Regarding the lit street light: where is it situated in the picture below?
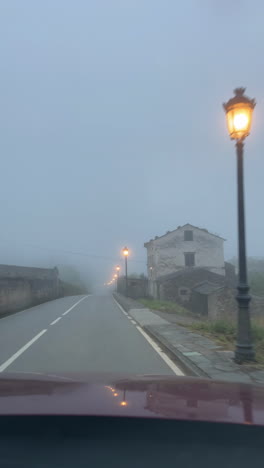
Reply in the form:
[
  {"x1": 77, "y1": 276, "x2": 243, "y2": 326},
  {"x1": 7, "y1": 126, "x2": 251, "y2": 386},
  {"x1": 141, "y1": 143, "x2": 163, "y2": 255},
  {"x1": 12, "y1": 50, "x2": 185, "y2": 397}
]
[
  {"x1": 116, "y1": 266, "x2": 120, "y2": 293},
  {"x1": 113, "y1": 273, "x2": 118, "y2": 291},
  {"x1": 223, "y1": 87, "x2": 256, "y2": 363},
  {"x1": 122, "y1": 247, "x2": 129, "y2": 297}
]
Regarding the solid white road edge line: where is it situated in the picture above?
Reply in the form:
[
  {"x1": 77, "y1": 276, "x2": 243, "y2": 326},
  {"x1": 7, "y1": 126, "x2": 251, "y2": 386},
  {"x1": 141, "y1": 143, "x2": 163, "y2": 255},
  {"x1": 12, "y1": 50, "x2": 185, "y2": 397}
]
[
  {"x1": 112, "y1": 297, "x2": 184, "y2": 376},
  {"x1": 50, "y1": 317, "x2": 62, "y2": 325},
  {"x1": 113, "y1": 298, "x2": 129, "y2": 316},
  {"x1": 62, "y1": 295, "x2": 88, "y2": 315},
  {"x1": 135, "y1": 326, "x2": 184, "y2": 376},
  {"x1": 0, "y1": 329, "x2": 47, "y2": 373}
]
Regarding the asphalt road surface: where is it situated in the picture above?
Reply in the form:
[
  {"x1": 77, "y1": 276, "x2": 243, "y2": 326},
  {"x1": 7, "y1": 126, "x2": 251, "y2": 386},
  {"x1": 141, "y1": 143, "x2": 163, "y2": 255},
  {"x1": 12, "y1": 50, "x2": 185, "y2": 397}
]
[{"x1": 0, "y1": 295, "x2": 178, "y2": 376}]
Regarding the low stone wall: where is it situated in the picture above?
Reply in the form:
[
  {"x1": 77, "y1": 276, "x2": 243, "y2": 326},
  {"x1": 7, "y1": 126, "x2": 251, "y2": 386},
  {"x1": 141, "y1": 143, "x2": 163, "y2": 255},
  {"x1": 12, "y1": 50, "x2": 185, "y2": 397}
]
[
  {"x1": 0, "y1": 264, "x2": 60, "y2": 316},
  {"x1": 208, "y1": 288, "x2": 264, "y2": 321},
  {"x1": 117, "y1": 277, "x2": 148, "y2": 299},
  {"x1": 0, "y1": 278, "x2": 32, "y2": 315}
]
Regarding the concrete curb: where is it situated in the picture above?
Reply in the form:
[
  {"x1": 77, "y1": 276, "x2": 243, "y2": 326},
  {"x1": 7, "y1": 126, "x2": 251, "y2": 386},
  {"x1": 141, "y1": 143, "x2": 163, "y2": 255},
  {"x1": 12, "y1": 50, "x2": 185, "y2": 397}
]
[
  {"x1": 113, "y1": 293, "x2": 207, "y2": 378},
  {"x1": 113, "y1": 294, "x2": 264, "y2": 384},
  {"x1": 144, "y1": 325, "x2": 210, "y2": 378},
  {"x1": 112, "y1": 292, "x2": 145, "y2": 312}
]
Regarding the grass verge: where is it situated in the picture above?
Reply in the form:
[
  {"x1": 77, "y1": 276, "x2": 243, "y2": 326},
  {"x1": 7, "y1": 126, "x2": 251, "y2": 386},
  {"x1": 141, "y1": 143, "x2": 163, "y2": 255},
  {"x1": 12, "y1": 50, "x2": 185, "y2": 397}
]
[
  {"x1": 139, "y1": 298, "x2": 190, "y2": 316},
  {"x1": 186, "y1": 318, "x2": 264, "y2": 364}
]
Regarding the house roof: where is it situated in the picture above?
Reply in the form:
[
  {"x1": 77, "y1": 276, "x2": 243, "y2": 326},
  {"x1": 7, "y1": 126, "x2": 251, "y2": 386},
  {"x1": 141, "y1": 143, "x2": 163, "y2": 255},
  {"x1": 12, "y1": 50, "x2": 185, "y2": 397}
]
[
  {"x1": 156, "y1": 267, "x2": 226, "y2": 283},
  {"x1": 144, "y1": 224, "x2": 226, "y2": 247},
  {"x1": 192, "y1": 281, "x2": 224, "y2": 295}
]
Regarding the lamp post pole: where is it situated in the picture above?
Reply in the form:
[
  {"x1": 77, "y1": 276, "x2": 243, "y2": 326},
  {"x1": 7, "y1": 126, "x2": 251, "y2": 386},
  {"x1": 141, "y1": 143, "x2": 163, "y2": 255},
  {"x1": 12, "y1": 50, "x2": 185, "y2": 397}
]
[
  {"x1": 223, "y1": 88, "x2": 256, "y2": 363},
  {"x1": 122, "y1": 247, "x2": 129, "y2": 297},
  {"x1": 116, "y1": 266, "x2": 120, "y2": 293},
  {"x1": 125, "y1": 256, "x2": 128, "y2": 297},
  {"x1": 235, "y1": 140, "x2": 254, "y2": 362}
]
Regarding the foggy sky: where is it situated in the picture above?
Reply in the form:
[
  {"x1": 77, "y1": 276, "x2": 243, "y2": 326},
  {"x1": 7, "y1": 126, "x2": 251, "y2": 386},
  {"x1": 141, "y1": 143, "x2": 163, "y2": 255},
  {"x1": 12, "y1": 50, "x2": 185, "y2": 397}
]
[{"x1": 0, "y1": 0, "x2": 263, "y2": 289}]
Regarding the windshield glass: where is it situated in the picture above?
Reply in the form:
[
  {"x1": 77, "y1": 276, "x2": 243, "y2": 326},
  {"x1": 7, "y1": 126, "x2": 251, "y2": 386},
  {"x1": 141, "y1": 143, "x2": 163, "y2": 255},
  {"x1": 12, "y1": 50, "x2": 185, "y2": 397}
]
[{"x1": 0, "y1": 0, "x2": 263, "y2": 399}]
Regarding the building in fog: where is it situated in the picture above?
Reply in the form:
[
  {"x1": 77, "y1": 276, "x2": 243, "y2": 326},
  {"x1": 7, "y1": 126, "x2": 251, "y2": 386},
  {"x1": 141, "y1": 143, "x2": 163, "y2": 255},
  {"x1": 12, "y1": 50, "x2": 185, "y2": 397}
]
[{"x1": 144, "y1": 224, "x2": 229, "y2": 299}]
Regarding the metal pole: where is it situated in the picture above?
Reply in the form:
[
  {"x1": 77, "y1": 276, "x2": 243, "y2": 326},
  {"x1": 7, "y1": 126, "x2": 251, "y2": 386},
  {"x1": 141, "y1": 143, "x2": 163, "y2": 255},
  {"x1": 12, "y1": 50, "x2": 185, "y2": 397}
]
[
  {"x1": 125, "y1": 256, "x2": 128, "y2": 297},
  {"x1": 117, "y1": 270, "x2": 119, "y2": 293},
  {"x1": 235, "y1": 140, "x2": 255, "y2": 363}
]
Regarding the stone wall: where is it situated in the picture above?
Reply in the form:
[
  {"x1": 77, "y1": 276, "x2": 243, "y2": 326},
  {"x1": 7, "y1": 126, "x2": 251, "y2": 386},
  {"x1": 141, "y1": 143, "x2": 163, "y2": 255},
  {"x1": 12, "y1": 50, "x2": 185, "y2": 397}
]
[
  {"x1": 158, "y1": 268, "x2": 226, "y2": 305},
  {"x1": 0, "y1": 264, "x2": 60, "y2": 316},
  {"x1": 207, "y1": 288, "x2": 237, "y2": 320},
  {"x1": 208, "y1": 288, "x2": 264, "y2": 321},
  {"x1": 0, "y1": 278, "x2": 32, "y2": 315},
  {"x1": 117, "y1": 277, "x2": 148, "y2": 299}
]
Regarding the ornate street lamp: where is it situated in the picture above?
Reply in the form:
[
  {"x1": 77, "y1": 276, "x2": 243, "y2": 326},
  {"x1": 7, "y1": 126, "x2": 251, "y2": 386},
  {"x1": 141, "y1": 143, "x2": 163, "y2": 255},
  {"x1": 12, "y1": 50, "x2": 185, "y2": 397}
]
[{"x1": 223, "y1": 88, "x2": 256, "y2": 363}]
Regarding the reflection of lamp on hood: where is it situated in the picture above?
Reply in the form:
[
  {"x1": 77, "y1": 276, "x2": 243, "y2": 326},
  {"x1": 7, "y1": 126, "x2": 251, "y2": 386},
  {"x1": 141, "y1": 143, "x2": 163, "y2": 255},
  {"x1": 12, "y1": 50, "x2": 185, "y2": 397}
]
[
  {"x1": 240, "y1": 385, "x2": 253, "y2": 425},
  {"x1": 120, "y1": 389, "x2": 127, "y2": 407}
]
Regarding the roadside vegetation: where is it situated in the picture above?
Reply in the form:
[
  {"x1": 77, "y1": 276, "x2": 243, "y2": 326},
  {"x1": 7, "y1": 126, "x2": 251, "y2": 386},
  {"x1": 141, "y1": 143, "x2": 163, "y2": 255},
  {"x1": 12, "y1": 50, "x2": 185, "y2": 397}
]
[
  {"x1": 249, "y1": 272, "x2": 264, "y2": 297},
  {"x1": 140, "y1": 296, "x2": 264, "y2": 364},
  {"x1": 186, "y1": 318, "x2": 264, "y2": 364},
  {"x1": 229, "y1": 257, "x2": 264, "y2": 296},
  {"x1": 139, "y1": 298, "x2": 190, "y2": 316}
]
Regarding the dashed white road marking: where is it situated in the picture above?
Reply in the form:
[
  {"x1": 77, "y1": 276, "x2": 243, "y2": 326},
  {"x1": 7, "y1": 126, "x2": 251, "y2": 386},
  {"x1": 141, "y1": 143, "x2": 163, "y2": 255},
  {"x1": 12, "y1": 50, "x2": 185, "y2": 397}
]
[
  {"x1": 113, "y1": 296, "x2": 184, "y2": 376},
  {"x1": 62, "y1": 295, "x2": 88, "y2": 315},
  {"x1": 131, "y1": 320, "x2": 137, "y2": 325},
  {"x1": 50, "y1": 317, "x2": 62, "y2": 325},
  {"x1": 0, "y1": 296, "x2": 90, "y2": 373},
  {"x1": 0, "y1": 329, "x2": 47, "y2": 372}
]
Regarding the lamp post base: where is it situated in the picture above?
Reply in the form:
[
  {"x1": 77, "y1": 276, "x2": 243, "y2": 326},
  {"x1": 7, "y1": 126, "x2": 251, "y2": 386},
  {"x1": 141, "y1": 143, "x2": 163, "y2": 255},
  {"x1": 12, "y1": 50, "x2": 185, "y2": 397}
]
[
  {"x1": 234, "y1": 285, "x2": 255, "y2": 364},
  {"x1": 234, "y1": 345, "x2": 255, "y2": 364}
]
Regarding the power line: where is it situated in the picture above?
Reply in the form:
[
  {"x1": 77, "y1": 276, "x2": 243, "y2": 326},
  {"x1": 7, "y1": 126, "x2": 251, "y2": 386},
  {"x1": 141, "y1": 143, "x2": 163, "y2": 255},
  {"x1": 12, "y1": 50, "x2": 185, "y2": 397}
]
[{"x1": 1, "y1": 239, "x2": 146, "y2": 264}]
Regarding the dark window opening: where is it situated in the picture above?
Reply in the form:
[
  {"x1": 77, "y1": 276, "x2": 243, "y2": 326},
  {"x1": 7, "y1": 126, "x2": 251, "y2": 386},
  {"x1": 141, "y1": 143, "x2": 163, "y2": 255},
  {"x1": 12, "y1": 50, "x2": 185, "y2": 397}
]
[
  {"x1": 184, "y1": 252, "x2": 195, "y2": 267},
  {"x1": 180, "y1": 289, "x2": 188, "y2": 295},
  {"x1": 184, "y1": 230, "x2": 193, "y2": 241}
]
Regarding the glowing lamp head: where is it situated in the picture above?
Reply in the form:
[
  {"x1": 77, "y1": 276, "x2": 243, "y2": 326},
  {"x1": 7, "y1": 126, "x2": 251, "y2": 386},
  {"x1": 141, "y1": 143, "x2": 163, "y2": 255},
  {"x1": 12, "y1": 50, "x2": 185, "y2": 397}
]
[
  {"x1": 123, "y1": 247, "x2": 129, "y2": 257},
  {"x1": 116, "y1": 266, "x2": 120, "y2": 271},
  {"x1": 223, "y1": 88, "x2": 255, "y2": 140},
  {"x1": 120, "y1": 401, "x2": 128, "y2": 407}
]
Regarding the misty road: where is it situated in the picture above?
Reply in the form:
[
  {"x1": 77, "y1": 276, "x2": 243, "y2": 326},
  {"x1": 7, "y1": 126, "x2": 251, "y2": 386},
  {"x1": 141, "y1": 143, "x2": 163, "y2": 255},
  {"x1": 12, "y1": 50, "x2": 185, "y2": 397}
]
[{"x1": 0, "y1": 295, "x2": 175, "y2": 376}]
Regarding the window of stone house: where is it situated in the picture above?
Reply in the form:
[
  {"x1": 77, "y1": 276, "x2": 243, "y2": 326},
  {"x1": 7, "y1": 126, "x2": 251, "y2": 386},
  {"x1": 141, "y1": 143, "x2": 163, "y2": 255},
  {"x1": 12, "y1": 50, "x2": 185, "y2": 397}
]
[
  {"x1": 184, "y1": 230, "x2": 193, "y2": 241},
  {"x1": 179, "y1": 288, "x2": 188, "y2": 295},
  {"x1": 184, "y1": 252, "x2": 195, "y2": 267}
]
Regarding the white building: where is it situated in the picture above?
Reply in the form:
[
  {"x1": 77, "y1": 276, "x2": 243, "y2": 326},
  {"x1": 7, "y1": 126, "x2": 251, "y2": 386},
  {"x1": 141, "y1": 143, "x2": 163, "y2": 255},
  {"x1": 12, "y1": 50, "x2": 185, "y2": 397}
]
[{"x1": 144, "y1": 224, "x2": 226, "y2": 298}]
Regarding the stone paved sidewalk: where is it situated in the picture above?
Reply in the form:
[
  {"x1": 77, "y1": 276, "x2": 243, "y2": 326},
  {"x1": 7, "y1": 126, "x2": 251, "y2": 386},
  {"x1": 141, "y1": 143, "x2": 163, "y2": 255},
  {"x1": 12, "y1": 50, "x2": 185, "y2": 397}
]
[{"x1": 113, "y1": 293, "x2": 264, "y2": 385}]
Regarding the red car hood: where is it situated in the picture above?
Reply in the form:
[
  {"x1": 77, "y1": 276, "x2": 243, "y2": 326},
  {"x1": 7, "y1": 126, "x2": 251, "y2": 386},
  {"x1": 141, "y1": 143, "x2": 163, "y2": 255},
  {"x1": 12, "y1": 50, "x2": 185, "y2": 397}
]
[{"x1": 0, "y1": 372, "x2": 263, "y2": 426}]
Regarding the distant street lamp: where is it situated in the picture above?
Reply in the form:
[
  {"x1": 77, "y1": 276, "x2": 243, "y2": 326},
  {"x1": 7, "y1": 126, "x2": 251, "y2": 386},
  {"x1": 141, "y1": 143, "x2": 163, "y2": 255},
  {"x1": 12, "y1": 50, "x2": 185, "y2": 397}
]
[
  {"x1": 114, "y1": 273, "x2": 118, "y2": 292},
  {"x1": 223, "y1": 87, "x2": 256, "y2": 363},
  {"x1": 123, "y1": 247, "x2": 129, "y2": 297},
  {"x1": 116, "y1": 266, "x2": 120, "y2": 292}
]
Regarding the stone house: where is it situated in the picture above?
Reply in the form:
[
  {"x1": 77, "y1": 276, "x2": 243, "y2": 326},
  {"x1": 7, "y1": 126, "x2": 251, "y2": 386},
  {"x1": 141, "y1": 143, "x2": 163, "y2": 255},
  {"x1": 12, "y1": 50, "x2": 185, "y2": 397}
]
[{"x1": 144, "y1": 224, "x2": 227, "y2": 299}]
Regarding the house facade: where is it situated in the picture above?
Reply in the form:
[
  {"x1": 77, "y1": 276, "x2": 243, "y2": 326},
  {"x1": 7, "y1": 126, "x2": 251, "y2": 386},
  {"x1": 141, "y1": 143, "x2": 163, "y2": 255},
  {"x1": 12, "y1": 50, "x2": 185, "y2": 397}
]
[{"x1": 144, "y1": 224, "x2": 226, "y2": 298}]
